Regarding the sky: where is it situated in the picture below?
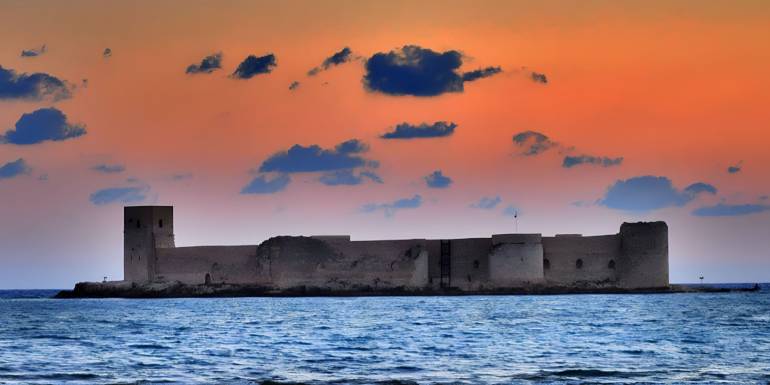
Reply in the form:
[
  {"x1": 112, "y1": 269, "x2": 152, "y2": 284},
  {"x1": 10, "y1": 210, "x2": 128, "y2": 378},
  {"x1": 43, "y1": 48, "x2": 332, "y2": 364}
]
[{"x1": 1, "y1": 0, "x2": 769, "y2": 289}]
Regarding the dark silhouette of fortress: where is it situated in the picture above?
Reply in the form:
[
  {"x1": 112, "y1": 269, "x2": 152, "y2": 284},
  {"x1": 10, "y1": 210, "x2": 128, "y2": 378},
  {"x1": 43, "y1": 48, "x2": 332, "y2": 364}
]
[{"x1": 123, "y1": 206, "x2": 669, "y2": 292}]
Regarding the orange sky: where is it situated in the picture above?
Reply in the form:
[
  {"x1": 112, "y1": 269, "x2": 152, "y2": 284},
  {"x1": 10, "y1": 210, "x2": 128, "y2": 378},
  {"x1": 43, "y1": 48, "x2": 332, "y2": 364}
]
[{"x1": 1, "y1": 0, "x2": 769, "y2": 288}]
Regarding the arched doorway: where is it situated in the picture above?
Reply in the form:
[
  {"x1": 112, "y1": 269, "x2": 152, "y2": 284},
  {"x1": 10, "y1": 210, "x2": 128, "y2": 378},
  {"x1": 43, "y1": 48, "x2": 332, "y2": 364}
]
[{"x1": 204, "y1": 273, "x2": 211, "y2": 285}]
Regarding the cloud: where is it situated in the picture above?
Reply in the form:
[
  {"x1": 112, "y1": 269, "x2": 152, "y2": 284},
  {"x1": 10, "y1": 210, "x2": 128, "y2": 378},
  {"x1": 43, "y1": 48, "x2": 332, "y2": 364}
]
[
  {"x1": 186, "y1": 53, "x2": 222, "y2": 74},
  {"x1": 1, "y1": 108, "x2": 86, "y2": 145},
  {"x1": 461, "y1": 66, "x2": 502, "y2": 82},
  {"x1": 502, "y1": 205, "x2": 519, "y2": 217},
  {"x1": 361, "y1": 194, "x2": 422, "y2": 217},
  {"x1": 683, "y1": 182, "x2": 718, "y2": 195},
  {"x1": 0, "y1": 65, "x2": 72, "y2": 101},
  {"x1": 91, "y1": 164, "x2": 125, "y2": 174},
  {"x1": 599, "y1": 176, "x2": 717, "y2": 212},
  {"x1": 89, "y1": 186, "x2": 148, "y2": 205},
  {"x1": 103, "y1": 48, "x2": 112, "y2": 58},
  {"x1": 381, "y1": 121, "x2": 456, "y2": 139},
  {"x1": 0, "y1": 158, "x2": 30, "y2": 180},
  {"x1": 531, "y1": 72, "x2": 548, "y2": 84},
  {"x1": 308, "y1": 47, "x2": 353, "y2": 76},
  {"x1": 563, "y1": 155, "x2": 624, "y2": 168},
  {"x1": 692, "y1": 203, "x2": 769, "y2": 217},
  {"x1": 289, "y1": 81, "x2": 300, "y2": 91},
  {"x1": 515, "y1": 132, "x2": 623, "y2": 171},
  {"x1": 364, "y1": 45, "x2": 500, "y2": 96},
  {"x1": 424, "y1": 170, "x2": 452, "y2": 188},
  {"x1": 21, "y1": 45, "x2": 46, "y2": 57},
  {"x1": 232, "y1": 54, "x2": 276, "y2": 79},
  {"x1": 512, "y1": 130, "x2": 557, "y2": 156},
  {"x1": 727, "y1": 161, "x2": 742, "y2": 174},
  {"x1": 259, "y1": 139, "x2": 371, "y2": 173},
  {"x1": 319, "y1": 169, "x2": 382, "y2": 186},
  {"x1": 241, "y1": 174, "x2": 290, "y2": 194},
  {"x1": 470, "y1": 196, "x2": 501, "y2": 209}
]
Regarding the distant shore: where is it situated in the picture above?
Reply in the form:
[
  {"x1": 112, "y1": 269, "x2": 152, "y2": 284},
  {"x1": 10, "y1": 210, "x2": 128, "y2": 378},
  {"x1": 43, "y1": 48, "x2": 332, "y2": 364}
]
[{"x1": 54, "y1": 281, "x2": 762, "y2": 299}]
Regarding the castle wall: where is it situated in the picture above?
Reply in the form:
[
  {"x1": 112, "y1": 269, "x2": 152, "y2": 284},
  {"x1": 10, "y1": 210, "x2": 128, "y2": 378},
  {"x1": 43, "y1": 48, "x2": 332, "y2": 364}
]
[
  {"x1": 617, "y1": 222, "x2": 669, "y2": 289},
  {"x1": 488, "y1": 234, "x2": 544, "y2": 288},
  {"x1": 121, "y1": 206, "x2": 669, "y2": 291},
  {"x1": 541, "y1": 234, "x2": 620, "y2": 286},
  {"x1": 254, "y1": 237, "x2": 429, "y2": 290},
  {"x1": 446, "y1": 238, "x2": 492, "y2": 291},
  {"x1": 155, "y1": 245, "x2": 258, "y2": 285}
]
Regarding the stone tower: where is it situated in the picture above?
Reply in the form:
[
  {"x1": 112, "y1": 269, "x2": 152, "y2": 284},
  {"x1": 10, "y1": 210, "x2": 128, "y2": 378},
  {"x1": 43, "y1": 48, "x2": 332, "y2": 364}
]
[
  {"x1": 123, "y1": 206, "x2": 175, "y2": 283},
  {"x1": 617, "y1": 221, "x2": 669, "y2": 289}
]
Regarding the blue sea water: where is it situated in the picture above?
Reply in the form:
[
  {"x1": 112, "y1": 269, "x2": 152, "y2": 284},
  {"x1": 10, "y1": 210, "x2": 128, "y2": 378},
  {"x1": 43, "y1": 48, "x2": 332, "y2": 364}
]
[{"x1": 1, "y1": 286, "x2": 769, "y2": 385}]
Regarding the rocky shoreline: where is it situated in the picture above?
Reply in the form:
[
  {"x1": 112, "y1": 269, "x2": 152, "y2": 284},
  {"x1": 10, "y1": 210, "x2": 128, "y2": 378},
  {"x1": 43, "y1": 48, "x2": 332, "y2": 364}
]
[{"x1": 54, "y1": 281, "x2": 761, "y2": 299}]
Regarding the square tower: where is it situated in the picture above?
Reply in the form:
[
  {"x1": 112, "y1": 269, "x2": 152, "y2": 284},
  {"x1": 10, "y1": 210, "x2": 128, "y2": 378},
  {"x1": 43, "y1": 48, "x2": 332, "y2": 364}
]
[{"x1": 124, "y1": 206, "x2": 175, "y2": 283}]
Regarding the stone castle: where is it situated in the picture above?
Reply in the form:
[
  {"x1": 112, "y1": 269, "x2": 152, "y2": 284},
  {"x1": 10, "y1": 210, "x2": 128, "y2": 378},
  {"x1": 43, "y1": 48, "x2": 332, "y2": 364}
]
[{"x1": 122, "y1": 206, "x2": 669, "y2": 292}]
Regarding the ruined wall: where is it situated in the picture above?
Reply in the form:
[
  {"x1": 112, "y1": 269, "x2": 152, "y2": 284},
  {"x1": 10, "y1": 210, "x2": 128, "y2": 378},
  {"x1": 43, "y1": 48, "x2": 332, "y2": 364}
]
[
  {"x1": 488, "y1": 234, "x2": 544, "y2": 288},
  {"x1": 617, "y1": 222, "x2": 669, "y2": 289},
  {"x1": 254, "y1": 236, "x2": 429, "y2": 291},
  {"x1": 541, "y1": 234, "x2": 620, "y2": 286},
  {"x1": 155, "y1": 245, "x2": 258, "y2": 285}
]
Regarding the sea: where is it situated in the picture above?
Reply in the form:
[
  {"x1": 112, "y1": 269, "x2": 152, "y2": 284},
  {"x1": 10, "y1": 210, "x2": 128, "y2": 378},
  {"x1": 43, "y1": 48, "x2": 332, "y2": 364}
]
[{"x1": 0, "y1": 285, "x2": 768, "y2": 385}]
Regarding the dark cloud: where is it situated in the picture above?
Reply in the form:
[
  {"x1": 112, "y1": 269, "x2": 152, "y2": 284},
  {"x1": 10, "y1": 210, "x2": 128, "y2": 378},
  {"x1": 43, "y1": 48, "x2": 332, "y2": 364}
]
[
  {"x1": 232, "y1": 54, "x2": 276, "y2": 79},
  {"x1": 91, "y1": 164, "x2": 125, "y2": 174},
  {"x1": 563, "y1": 155, "x2": 623, "y2": 168},
  {"x1": 259, "y1": 139, "x2": 370, "y2": 173},
  {"x1": 461, "y1": 66, "x2": 502, "y2": 82},
  {"x1": 684, "y1": 182, "x2": 718, "y2": 196},
  {"x1": 308, "y1": 47, "x2": 353, "y2": 76},
  {"x1": 319, "y1": 169, "x2": 382, "y2": 186},
  {"x1": 1, "y1": 108, "x2": 86, "y2": 145},
  {"x1": 186, "y1": 53, "x2": 222, "y2": 74},
  {"x1": 21, "y1": 45, "x2": 46, "y2": 57},
  {"x1": 599, "y1": 176, "x2": 716, "y2": 212},
  {"x1": 727, "y1": 161, "x2": 742, "y2": 174},
  {"x1": 89, "y1": 186, "x2": 148, "y2": 205},
  {"x1": 381, "y1": 121, "x2": 456, "y2": 139},
  {"x1": 361, "y1": 194, "x2": 422, "y2": 217},
  {"x1": 424, "y1": 170, "x2": 452, "y2": 188},
  {"x1": 0, "y1": 158, "x2": 30, "y2": 180},
  {"x1": 241, "y1": 174, "x2": 290, "y2": 194},
  {"x1": 531, "y1": 72, "x2": 548, "y2": 84},
  {"x1": 289, "y1": 81, "x2": 300, "y2": 91},
  {"x1": 512, "y1": 130, "x2": 557, "y2": 156},
  {"x1": 470, "y1": 196, "x2": 501, "y2": 209},
  {"x1": 103, "y1": 48, "x2": 112, "y2": 58},
  {"x1": 0, "y1": 65, "x2": 71, "y2": 101},
  {"x1": 365, "y1": 45, "x2": 501, "y2": 96},
  {"x1": 692, "y1": 203, "x2": 769, "y2": 217}
]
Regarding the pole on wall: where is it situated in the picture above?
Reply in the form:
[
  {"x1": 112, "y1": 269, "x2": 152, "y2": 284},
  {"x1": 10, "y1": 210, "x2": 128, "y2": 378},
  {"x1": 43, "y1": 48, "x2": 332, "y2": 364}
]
[{"x1": 514, "y1": 211, "x2": 518, "y2": 233}]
